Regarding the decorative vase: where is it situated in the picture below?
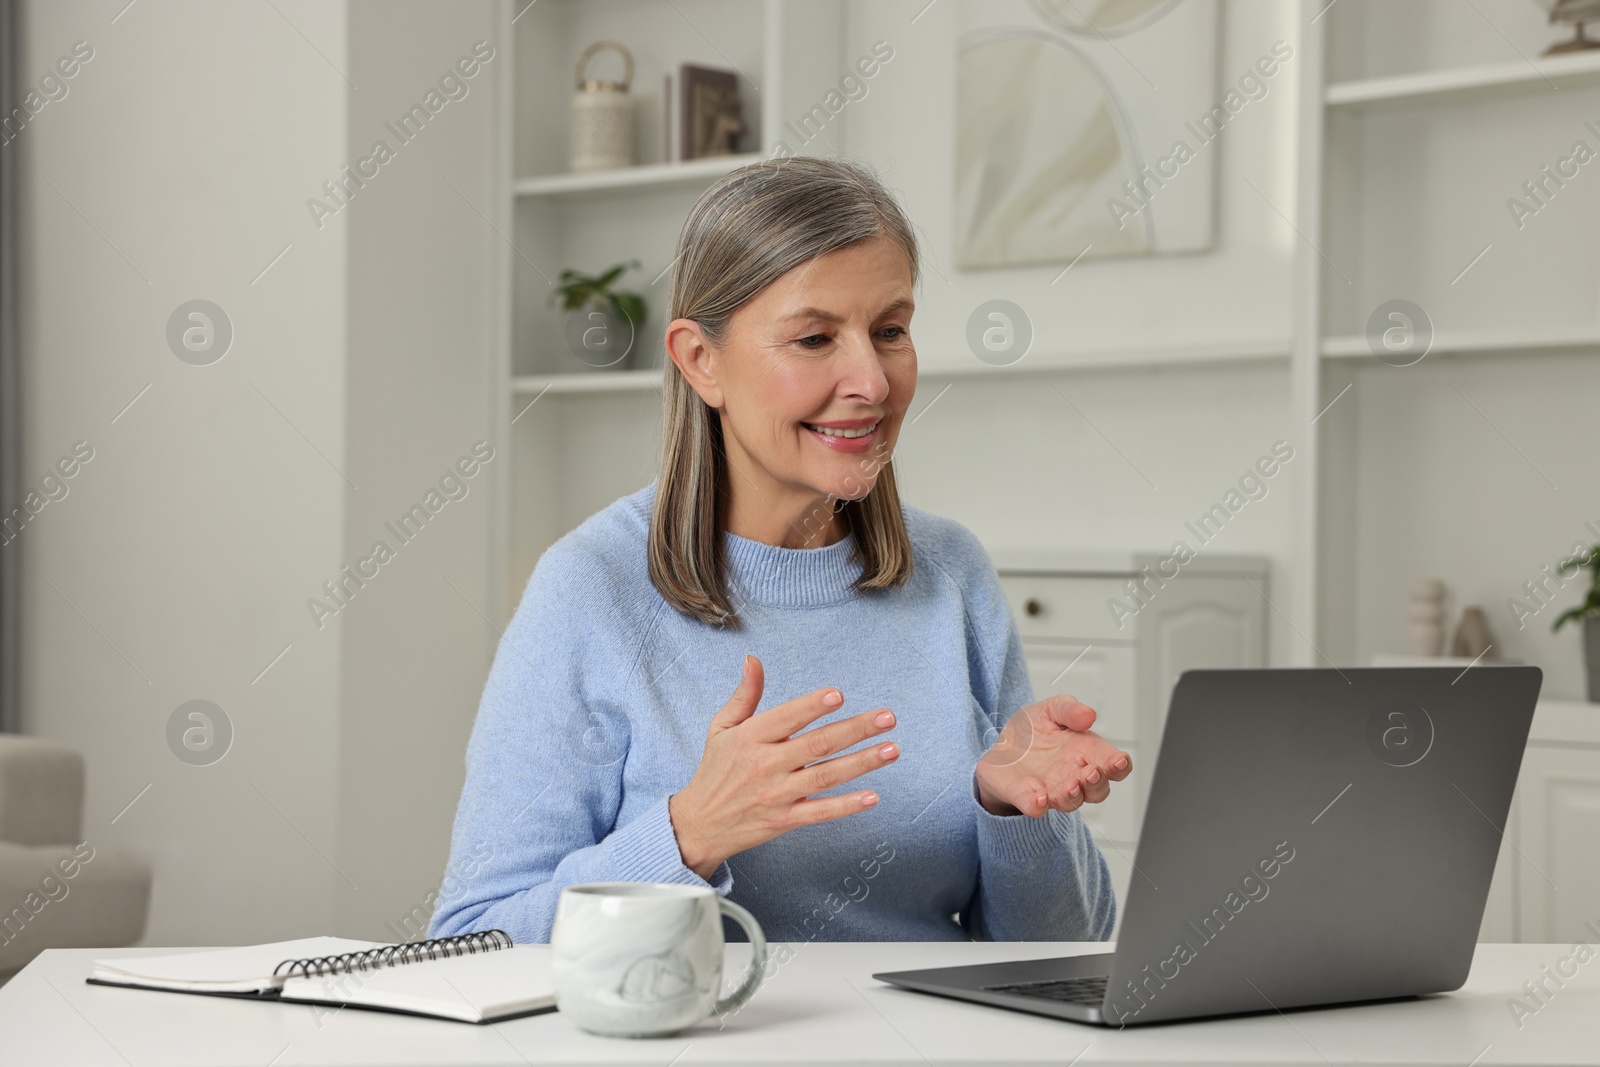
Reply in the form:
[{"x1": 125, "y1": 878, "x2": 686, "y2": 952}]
[
  {"x1": 1450, "y1": 606, "x2": 1496, "y2": 660},
  {"x1": 570, "y1": 41, "x2": 636, "y2": 172},
  {"x1": 564, "y1": 301, "x2": 634, "y2": 372},
  {"x1": 1406, "y1": 578, "x2": 1447, "y2": 656},
  {"x1": 1532, "y1": 0, "x2": 1600, "y2": 55}
]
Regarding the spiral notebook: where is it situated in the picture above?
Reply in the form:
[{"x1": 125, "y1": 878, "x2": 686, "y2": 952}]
[{"x1": 87, "y1": 930, "x2": 554, "y2": 1024}]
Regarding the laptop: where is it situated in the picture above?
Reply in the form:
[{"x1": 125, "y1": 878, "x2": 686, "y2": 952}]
[{"x1": 874, "y1": 665, "x2": 1542, "y2": 1027}]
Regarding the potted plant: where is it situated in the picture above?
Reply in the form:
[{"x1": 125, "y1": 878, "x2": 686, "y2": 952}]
[
  {"x1": 1553, "y1": 543, "x2": 1600, "y2": 702},
  {"x1": 549, "y1": 260, "x2": 648, "y2": 372}
]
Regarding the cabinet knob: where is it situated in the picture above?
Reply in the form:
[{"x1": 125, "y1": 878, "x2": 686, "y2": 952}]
[{"x1": 1025, "y1": 598, "x2": 1043, "y2": 617}]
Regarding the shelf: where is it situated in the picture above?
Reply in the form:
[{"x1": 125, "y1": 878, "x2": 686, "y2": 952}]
[
  {"x1": 513, "y1": 153, "x2": 766, "y2": 198},
  {"x1": 1325, "y1": 51, "x2": 1600, "y2": 112},
  {"x1": 512, "y1": 370, "x2": 664, "y2": 395},
  {"x1": 506, "y1": 342, "x2": 1288, "y2": 398},
  {"x1": 915, "y1": 339, "x2": 1288, "y2": 377},
  {"x1": 1320, "y1": 328, "x2": 1600, "y2": 360}
]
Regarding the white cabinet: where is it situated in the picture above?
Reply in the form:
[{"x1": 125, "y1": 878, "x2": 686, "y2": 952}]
[
  {"x1": 1131, "y1": 579, "x2": 1266, "y2": 753},
  {"x1": 993, "y1": 557, "x2": 1599, "y2": 945},
  {"x1": 1514, "y1": 724, "x2": 1600, "y2": 944},
  {"x1": 992, "y1": 551, "x2": 1270, "y2": 937},
  {"x1": 1475, "y1": 701, "x2": 1600, "y2": 942}
]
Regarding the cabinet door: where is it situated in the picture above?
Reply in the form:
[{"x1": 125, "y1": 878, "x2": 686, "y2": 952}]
[
  {"x1": 1133, "y1": 578, "x2": 1267, "y2": 749},
  {"x1": 1021, "y1": 642, "x2": 1136, "y2": 744},
  {"x1": 1516, "y1": 746, "x2": 1600, "y2": 944},
  {"x1": 1022, "y1": 641, "x2": 1142, "y2": 840}
]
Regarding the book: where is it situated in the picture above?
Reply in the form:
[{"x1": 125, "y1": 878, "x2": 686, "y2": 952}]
[
  {"x1": 673, "y1": 63, "x2": 743, "y2": 161},
  {"x1": 664, "y1": 71, "x2": 678, "y2": 162},
  {"x1": 86, "y1": 929, "x2": 554, "y2": 1024}
]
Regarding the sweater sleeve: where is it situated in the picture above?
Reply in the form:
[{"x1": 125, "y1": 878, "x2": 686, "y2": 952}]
[
  {"x1": 954, "y1": 532, "x2": 1117, "y2": 943},
  {"x1": 427, "y1": 538, "x2": 731, "y2": 945}
]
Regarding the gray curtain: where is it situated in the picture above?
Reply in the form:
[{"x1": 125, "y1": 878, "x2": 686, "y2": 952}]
[{"x1": 0, "y1": 0, "x2": 19, "y2": 733}]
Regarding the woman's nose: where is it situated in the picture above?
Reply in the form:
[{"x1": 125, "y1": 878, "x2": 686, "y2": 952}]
[{"x1": 837, "y1": 329, "x2": 890, "y2": 401}]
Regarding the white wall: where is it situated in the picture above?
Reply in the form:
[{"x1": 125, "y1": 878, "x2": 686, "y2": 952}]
[
  {"x1": 17, "y1": 0, "x2": 503, "y2": 947},
  {"x1": 894, "y1": 363, "x2": 1296, "y2": 568},
  {"x1": 336, "y1": 0, "x2": 501, "y2": 941},
  {"x1": 19, "y1": 0, "x2": 348, "y2": 944}
]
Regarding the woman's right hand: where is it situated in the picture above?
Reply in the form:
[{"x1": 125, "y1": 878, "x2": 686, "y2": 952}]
[{"x1": 667, "y1": 654, "x2": 899, "y2": 881}]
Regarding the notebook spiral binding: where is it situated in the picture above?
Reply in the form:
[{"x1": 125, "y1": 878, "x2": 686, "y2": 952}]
[{"x1": 272, "y1": 929, "x2": 513, "y2": 980}]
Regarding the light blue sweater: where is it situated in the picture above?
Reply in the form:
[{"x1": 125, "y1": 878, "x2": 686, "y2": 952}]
[{"x1": 428, "y1": 481, "x2": 1115, "y2": 944}]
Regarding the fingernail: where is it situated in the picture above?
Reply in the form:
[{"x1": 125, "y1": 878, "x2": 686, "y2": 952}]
[
  {"x1": 1069, "y1": 784, "x2": 1081, "y2": 797},
  {"x1": 823, "y1": 689, "x2": 843, "y2": 707},
  {"x1": 878, "y1": 742, "x2": 898, "y2": 760},
  {"x1": 1115, "y1": 756, "x2": 1129, "y2": 770},
  {"x1": 862, "y1": 792, "x2": 879, "y2": 806},
  {"x1": 874, "y1": 710, "x2": 895, "y2": 728},
  {"x1": 1086, "y1": 769, "x2": 1101, "y2": 784}
]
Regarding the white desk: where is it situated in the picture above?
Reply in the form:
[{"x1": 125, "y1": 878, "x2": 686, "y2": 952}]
[{"x1": 2, "y1": 941, "x2": 1594, "y2": 1065}]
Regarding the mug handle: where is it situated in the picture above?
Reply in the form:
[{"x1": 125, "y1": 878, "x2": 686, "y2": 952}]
[{"x1": 711, "y1": 898, "x2": 768, "y2": 1017}]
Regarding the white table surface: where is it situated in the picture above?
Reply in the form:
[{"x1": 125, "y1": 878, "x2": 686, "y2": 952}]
[{"x1": 2, "y1": 941, "x2": 1594, "y2": 1066}]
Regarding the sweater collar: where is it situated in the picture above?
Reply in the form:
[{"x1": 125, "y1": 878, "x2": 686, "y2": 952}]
[
  {"x1": 723, "y1": 524, "x2": 864, "y2": 609},
  {"x1": 630, "y1": 480, "x2": 866, "y2": 608}
]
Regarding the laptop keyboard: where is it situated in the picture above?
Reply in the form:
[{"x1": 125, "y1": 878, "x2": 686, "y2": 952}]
[{"x1": 983, "y1": 975, "x2": 1109, "y2": 1006}]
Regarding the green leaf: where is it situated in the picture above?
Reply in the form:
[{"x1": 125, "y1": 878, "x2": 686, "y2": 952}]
[
  {"x1": 1553, "y1": 596, "x2": 1600, "y2": 633},
  {"x1": 548, "y1": 260, "x2": 643, "y2": 311},
  {"x1": 592, "y1": 264, "x2": 627, "y2": 289},
  {"x1": 612, "y1": 292, "x2": 645, "y2": 326},
  {"x1": 1548, "y1": 544, "x2": 1600, "y2": 632}
]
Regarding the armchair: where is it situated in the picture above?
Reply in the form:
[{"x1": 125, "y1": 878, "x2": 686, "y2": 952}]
[{"x1": 0, "y1": 735, "x2": 151, "y2": 984}]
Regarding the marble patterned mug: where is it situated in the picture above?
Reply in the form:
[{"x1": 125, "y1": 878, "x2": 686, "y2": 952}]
[{"x1": 550, "y1": 882, "x2": 768, "y2": 1038}]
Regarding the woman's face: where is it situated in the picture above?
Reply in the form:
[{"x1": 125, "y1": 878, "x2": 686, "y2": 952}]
[{"x1": 672, "y1": 235, "x2": 917, "y2": 514}]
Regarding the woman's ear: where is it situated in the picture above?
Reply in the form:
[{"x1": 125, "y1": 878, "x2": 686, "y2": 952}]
[{"x1": 665, "y1": 317, "x2": 725, "y2": 408}]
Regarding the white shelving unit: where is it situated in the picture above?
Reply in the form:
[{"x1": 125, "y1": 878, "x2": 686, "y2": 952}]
[
  {"x1": 490, "y1": 0, "x2": 1600, "y2": 696},
  {"x1": 511, "y1": 152, "x2": 767, "y2": 198},
  {"x1": 1298, "y1": 0, "x2": 1600, "y2": 670},
  {"x1": 1320, "y1": 327, "x2": 1600, "y2": 360},
  {"x1": 511, "y1": 370, "x2": 664, "y2": 396},
  {"x1": 493, "y1": 0, "x2": 854, "y2": 604},
  {"x1": 1324, "y1": 49, "x2": 1600, "y2": 111}
]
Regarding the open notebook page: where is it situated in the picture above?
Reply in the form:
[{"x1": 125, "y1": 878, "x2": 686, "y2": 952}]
[
  {"x1": 277, "y1": 944, "x2": 555, "y2": 1024},
  {"x1": 89, "y1": 937, "x2": 383, "y2": 994}
]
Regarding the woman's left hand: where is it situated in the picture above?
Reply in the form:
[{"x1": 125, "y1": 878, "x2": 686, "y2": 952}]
[{"x1": 974, "y1": 694, "x2": 1132, "y2": 818}]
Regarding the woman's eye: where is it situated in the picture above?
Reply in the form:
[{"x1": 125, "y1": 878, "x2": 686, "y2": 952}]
[
  {"x1": 881, "y1": 325, "x2": 907, "y2": 341},
  {"x1": 798, "y1": 334, "x2": 829, "y2": 349}
]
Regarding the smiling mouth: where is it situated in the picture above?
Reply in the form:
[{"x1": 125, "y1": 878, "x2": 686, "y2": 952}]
[{"x1": 803, "y1": 421, "x2": 880, "y2": 439}]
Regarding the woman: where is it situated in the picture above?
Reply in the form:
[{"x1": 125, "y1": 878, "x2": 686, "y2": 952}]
[{"x1": 429, "y1": 157, "x2": 1130, "y2": 945}]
